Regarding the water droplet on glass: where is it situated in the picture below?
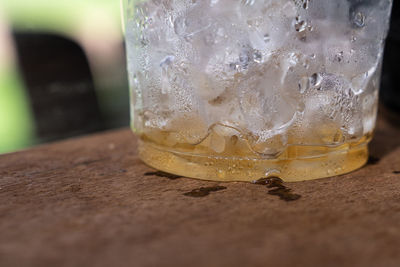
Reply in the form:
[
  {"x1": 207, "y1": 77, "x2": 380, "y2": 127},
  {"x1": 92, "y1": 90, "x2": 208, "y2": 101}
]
[
  {"x1": 230, "y1": 62, "x2": 239, "y2": 71},
  {"x1": 253, "y1": 50, "x2": 262, "y2": 63},
  {"x1": 302, "y1": 59, "x2": 310, "y2": 69},
  {"x1": 232, "y1": 49, "x2": 250, "y2": 71},
  {"x1": 239, "y1": 51, "x2": 249, "y2": 64},
  {"x1": 263, "y1": 34, "x2": 270, "y2": 43},
  {"x1": 298, "y1": 76, "x2": 310, "y2": 94},
  {"x1": 353, "y1": 12, "x2": 366, "y2": 28},
  {"x1": 160, "y1": 55, "x2": 175, "y2": 68},
  {"x1": 241, "y1": 0, "x2": 255, "y2": 6},
  {"x1": 293, "y1": 0, "x2": 309, "y2": 10},
  {"x1": 174, "y1": 17, "x2": 185, "y2": 36},
  {"x1": 310, "y1": 73, "x2": 323, "y2": 89},
  {"x1": 133, "y1": 74, "x2": 139, "y2": 85},
  {"x1": 334, "y1": 51, "x2": 344, "y2": 62},
  {"x1": 160, "y1": 56, "x2": 175, "y2": 94},
  {"x1": 295, "y1": 19, "x2": 307, "y2": 33},
  {"x1": 210, "y1": 0, "x2": 219, "y2": 7},
  {"x1": 184, "y1": 34, "x2": 193, "y2": 42}
]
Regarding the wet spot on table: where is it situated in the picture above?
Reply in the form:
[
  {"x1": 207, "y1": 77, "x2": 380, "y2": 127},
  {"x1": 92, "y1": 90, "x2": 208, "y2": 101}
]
[
  {"x1": 144, "y1": 171, "x2": 182, "y2": 180},
  {"x1": 183, "y1": 186, "x2": 227, "y2": 198},
  {"x1": 253, "y1": 177, "x2": 301, "y2": 202}
]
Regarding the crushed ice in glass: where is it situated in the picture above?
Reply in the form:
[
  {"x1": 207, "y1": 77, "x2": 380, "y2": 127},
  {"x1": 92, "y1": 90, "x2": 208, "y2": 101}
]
[{"x1": 126, "y1": 0, "x2": 393, "y2": 157}]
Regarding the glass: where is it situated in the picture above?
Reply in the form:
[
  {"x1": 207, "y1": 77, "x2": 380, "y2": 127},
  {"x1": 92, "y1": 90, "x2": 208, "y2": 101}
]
[{"x1": 123, "y1": 0, "x2": 393, "y2": 182}]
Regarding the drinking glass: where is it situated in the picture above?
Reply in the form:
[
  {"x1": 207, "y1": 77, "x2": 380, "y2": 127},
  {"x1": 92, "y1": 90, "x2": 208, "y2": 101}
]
[{"x1": 123, "y1": 0, "x2": 393, "y2": 182}]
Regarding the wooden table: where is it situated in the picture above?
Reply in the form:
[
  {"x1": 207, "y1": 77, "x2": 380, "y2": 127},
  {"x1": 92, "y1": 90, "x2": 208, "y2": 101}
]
[{"x1": 1, "y1": 117, "x2": 400, "y2": 267}]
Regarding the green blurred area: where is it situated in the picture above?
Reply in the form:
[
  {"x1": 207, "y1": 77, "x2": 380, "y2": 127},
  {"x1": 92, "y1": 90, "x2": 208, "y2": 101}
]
[
  {"x1": 0, "y1": 68, "x2": 34, "y2": 153},
  {"x1": 0, "y1": 0, "x2": 128, "y2": 154},
  {"x1": 2, "y1": 0, "x2": 122, "y2": 33}
]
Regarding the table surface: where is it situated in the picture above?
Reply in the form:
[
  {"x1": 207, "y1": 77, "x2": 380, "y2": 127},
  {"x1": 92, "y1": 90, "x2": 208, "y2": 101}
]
[{"x1": 1, "y1": 116, "x2": 400, "y2": 267}]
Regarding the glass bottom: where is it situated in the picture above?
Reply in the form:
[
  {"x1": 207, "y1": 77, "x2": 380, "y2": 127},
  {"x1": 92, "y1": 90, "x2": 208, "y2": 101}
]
[{"x1": 138, "y1": 138, "x2": 369, "y2": 182}]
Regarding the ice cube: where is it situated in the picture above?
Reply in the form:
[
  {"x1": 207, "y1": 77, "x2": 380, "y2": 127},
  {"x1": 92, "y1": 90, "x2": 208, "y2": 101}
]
[
  {"x1": 166, "y1": 114, "x2": 209, "y2": 145},
  {"x1": 299, "y1": 73, "x2": 363, "y2": 143},
  {"x1": 235, "y1": 58, "x2": 299, "y2": 157}
]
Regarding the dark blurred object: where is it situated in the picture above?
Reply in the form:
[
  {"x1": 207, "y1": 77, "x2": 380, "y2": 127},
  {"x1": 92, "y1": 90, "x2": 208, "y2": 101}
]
[
  {"x1": 13, "y1": 32, "x2": 105, "y2": 142},
  {"x1": 381, "y1": 0, "x2": 400, "y2": 124}
]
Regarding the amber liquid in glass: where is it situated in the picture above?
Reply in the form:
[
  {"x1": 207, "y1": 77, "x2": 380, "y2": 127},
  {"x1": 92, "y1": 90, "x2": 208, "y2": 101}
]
[{"x1": 138, "y1": 128, "x2": 370, "y2": 182}]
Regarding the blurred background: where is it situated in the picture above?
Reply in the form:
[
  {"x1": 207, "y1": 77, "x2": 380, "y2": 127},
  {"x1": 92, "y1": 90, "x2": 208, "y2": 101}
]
[
  {"x1": 0, "y1": 0, "x2": 129, "y2": 154},
  {"x1": 0, "y1": 0, "x2": 398, "y2": 154}
]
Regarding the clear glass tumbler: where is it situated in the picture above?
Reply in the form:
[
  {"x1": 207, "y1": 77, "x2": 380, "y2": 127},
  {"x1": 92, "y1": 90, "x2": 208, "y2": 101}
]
[{"x1": 123, "y1": 0, "x2": 393, "y2": 182}]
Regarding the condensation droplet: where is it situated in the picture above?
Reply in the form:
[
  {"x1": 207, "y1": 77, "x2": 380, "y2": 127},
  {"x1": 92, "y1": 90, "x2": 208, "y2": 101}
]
[
  {"x1": 210, "y1": 0, "x2": 219, "y2": 7},
  {"x1": 298, "y1": 76, "x2": 310, "y2": 94},
  {"x1": 293, "y1": 0, "x2": 310, "y2": 10},
  {"x1": 334, "y1": 51, "x2": 344, "y2": 62},
  {"x1": 133, "y1": 74, "x2": 139, "y2": 85},
  {"x1": 229, "y1": 62, "x2": 240, "y2": 71},
  {"x1": 310, "y1": 73, "x2": 323, "y2": 89},
  {"x1": 353, "y1": 12, "x2": 366, "y2": 28},
  {"x1": 160, "y1": 55, "x2": 175, "y2": 67},
  {"x1": 241, "y1": 0, "x2": 255, "y2": 6},
  {"x1": 253, "y1": 50, "x2": 263, "y2": 63},
  {"x1": 295, "y1": 19, "x2": 307, "y2": 33},
  {"x1": 263, "y1": 34, "x2": 270, "y2": 43}
]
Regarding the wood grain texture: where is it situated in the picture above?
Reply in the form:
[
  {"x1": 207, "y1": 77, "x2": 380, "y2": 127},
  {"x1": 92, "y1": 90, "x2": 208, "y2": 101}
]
[{"x1": 1, "y1": 117, "x2": 400, "y2": 267}]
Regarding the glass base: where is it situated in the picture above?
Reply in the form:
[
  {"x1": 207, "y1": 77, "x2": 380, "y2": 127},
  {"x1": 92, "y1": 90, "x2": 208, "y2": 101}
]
[{"x1": 138, "y1": 139, "x2": 369, "y2": 182}]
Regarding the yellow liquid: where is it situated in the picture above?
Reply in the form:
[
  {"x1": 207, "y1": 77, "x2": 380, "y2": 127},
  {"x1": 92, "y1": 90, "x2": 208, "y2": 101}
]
[{"x1": 138, "y1": 130, "x2": 370, "y2": 182}]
